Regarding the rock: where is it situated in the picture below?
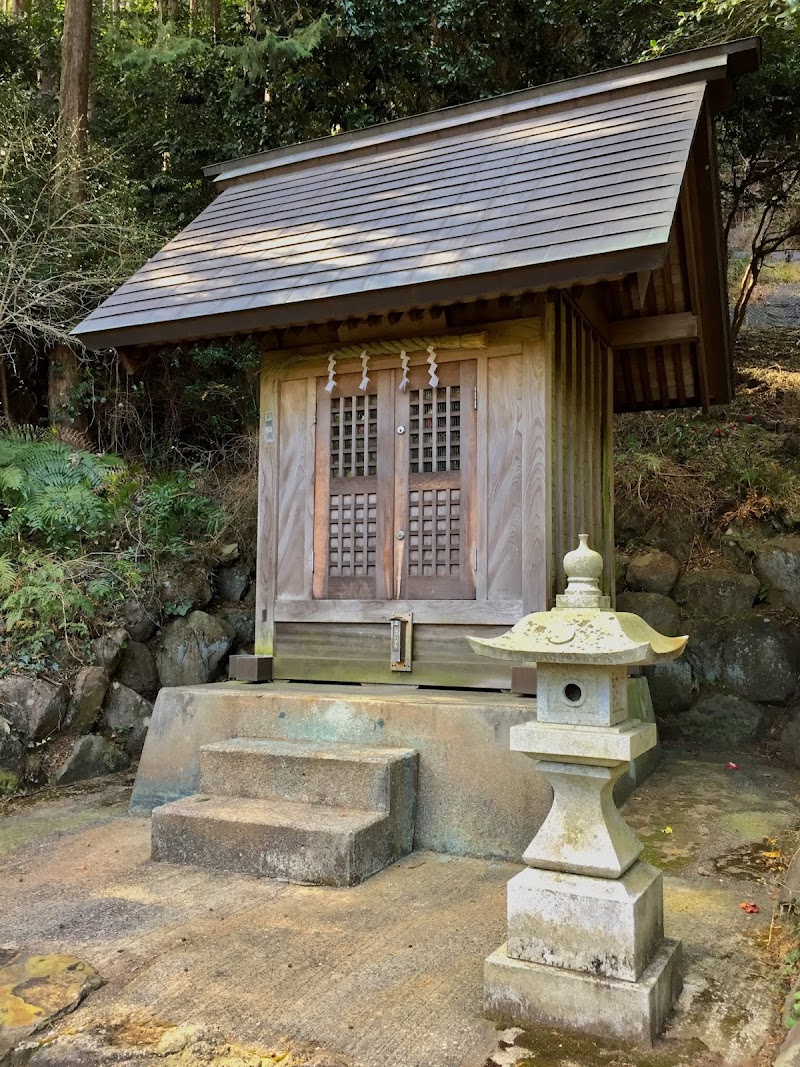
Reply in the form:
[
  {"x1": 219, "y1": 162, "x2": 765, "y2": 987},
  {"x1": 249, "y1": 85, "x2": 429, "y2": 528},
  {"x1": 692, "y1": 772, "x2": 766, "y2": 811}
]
[
  {"x1": 614, "y1": 551, "x2": 631, "y2": 595},
  {"x1": 90, "y1": 627, "x2": 128, "y2": 672},
  {"x1": 0, "y1": 676, "x2": 68, "y2": 741},
  {"x1": 159, "y1": 572, "x2": 212, "y2": 615},
  {"x1": 103, "y1": 683, "x2": 153, "y2": 733},
  {"x1": 125, "y1": 715, "x2": 151, "y2": 759},
  {"x1": 0, "y1": 952, "x2": 103, "y2": 1061},
  {"x1": 644, "y1": 510, "x2": 695, "y2": 563},
  {"x1": 54, "y1": 735, "x2": 129, "y2": 784},
  {"x1": 625, "y1": 549, "x2": 680, "y2": 596},
  {"x1": 215, "y1": 564, "x2": 251, "y2": 603},
  {"x1": 781, "y1": 718, "x2": 800, "y2": 769},
  {"x1": 0, "y1": 717, "x2": 23, "y2": 794},
  {"x1": 775, "y1": 1029, "x2": 800, "y2": 1067},
  {"x1": 676, "y1": 691, "x2": 765, "y2": 745},
  {"x1": 117, "y1": 641, "x2": 158, "y2": 698},
  {"x1": 721, "y1": 616, "x2": 800, "y2": 704},
  {"x1": 218, "y1": 542, "x2": 240, "y2": 564},
  {"x1": 673, "y1": 569, "x2": 760, "y2": 619},
  {"x1": 644, "y1": 661, "x2": 695, "y2": 717},
  {"x1": 212, "y1": 605, "x2": 255, "y2": 649},
  {"x1": 68, "y1": 666, "x2": 109, "y2": 733},
  {"x1": 156, "y1": 610, "x2": 235, "y2": 688},
  {"x1": 754, "y1": 536, "x2": 800, "y2": 614},
  {"x1": 120, "y1": 598, "x2": 158, "y2": 642},
  {"x1": 683, "y1": 621, "x2": 726, "y2": 688},
  {"x1": 616, "y1": 591, "x2": 683, "y2": 637}
]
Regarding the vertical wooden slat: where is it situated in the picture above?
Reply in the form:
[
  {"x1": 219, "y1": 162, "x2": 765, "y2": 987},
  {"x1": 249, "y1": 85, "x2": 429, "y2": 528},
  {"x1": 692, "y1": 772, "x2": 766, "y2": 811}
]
[
  {"x1": 554, "y1": 297, "x2": 567, "y2": 595},
  {"x1": 475, "y1": 354, "x2": 489, "y2": 601},
  {"x1": 393, "y1": 370, "x2": 409, "y2": 599},
  {"x1": 565, "y1": 302, "x2": 576, "y2": 560},
  {"x1": 521, "y1": 319, "x2": 549, "y2": 613},
  {"x1": 585, "y1": 328, "x2": 596, "y2": 547},
  {"x1": 312, "y1": 377, "x2": 332, "y2": 600},
  {"x1": 255, "y1": 365, "x2": 279, "y2": 656},
  {"x1": 574, "y1": 316, "x2": 585, "y2": 539},
  {"x1": 602, "y1": 344, "x2": 615, "y2": 604}
]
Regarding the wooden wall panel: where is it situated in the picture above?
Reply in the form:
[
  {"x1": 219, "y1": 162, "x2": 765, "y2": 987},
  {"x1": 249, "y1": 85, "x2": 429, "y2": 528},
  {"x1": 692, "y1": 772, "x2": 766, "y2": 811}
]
[
  {"x1": 550, "y1": 294, "x2": 612, "y2": 599},
  {"x1": 274, "y1": 622, "x2": 511, "y2": 688},
  {"x1": 275, "y1": 377, "x2": 313, "y2": 600},
  {"x1": 486, "y1": 352, "x2": 523, "y2": 601},
  {"x1": 255, "y1": 370, "x2": 279, "y2": 656}
]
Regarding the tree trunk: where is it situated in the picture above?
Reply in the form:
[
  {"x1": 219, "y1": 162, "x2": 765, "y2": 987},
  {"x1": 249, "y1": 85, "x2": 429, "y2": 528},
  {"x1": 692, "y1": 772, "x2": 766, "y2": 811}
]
[
  {"x1": 188, "y1": 0, "x2": 197, "y2": 31},
  {"x1": 57, "y1": 0, "x2": 93, "y2": 196},
  {"x1": 208, "y1": 0, "x2": 219, "y2": 36},
  {"x1": 167, "y1": 0, "x2": 179, "y2": 20},
  {"x1": 48, "y1": 345, "x2": 87, "y2": 429}
]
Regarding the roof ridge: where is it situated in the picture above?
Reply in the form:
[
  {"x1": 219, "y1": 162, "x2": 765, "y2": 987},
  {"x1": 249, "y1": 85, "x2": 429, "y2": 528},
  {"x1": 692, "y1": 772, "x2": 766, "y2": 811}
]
[{"x1": 204, "y1": 37, "x2": 759, "y2": 186}]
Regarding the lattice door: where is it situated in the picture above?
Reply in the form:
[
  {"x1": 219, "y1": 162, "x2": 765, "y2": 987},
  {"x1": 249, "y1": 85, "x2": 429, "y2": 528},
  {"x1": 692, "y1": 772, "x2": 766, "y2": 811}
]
[
  {"x1": 396, "y1": 360, "x2": 476, "y2": 600},
  {"x1": 313, "y1": 371, "x2": 393, "y2": 599}
]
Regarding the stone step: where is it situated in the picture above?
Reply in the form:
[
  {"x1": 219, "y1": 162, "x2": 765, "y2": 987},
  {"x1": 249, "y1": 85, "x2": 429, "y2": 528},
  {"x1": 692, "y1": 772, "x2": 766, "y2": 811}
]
[
  {"x1": 151, "y1": 795, "x2": 397, "y2": 886},
  {"x1": 198, "y1": 738, "x2": 417, "y2": 815}
]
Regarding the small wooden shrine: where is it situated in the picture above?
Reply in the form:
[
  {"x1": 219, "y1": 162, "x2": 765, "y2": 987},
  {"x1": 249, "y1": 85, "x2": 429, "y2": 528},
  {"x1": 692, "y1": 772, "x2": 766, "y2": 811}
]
[{"x1": 74, "y1": 38, "x2": 760, "y2": 693}]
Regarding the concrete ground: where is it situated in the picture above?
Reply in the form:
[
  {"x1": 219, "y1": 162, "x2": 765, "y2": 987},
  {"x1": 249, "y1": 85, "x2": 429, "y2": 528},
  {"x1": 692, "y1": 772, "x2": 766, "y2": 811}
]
[{"x1": 0, "y1": 751, "x2": 797, "y2": 1067}]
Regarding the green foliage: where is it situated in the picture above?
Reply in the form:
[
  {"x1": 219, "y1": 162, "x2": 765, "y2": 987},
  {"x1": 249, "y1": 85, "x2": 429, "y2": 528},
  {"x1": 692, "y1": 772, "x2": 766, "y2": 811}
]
[
  {"x1": 0, "y1": 430, "x2": 230, "y2": 676},
  {"x1": 0, "y1": 431, "x2": 122, "y2": 545}
]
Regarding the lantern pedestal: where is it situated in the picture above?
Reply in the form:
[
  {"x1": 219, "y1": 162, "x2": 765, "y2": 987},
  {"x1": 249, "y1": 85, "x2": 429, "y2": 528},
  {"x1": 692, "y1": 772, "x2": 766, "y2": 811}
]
[{"x1": 485, "y1": 937, "x2": 683, "y2": 1047}]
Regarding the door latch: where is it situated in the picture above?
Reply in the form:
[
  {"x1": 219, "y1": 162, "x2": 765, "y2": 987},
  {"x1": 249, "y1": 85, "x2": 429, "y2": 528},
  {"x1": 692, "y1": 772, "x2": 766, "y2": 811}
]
[{"x1": 389, "y1": 612, "x2": 413, "y2": 672}]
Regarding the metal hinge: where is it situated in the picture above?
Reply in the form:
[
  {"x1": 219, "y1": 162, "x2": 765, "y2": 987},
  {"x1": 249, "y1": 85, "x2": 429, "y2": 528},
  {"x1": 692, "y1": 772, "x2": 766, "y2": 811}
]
[
  {"x1": 313, "y1": 402, "x2": 317, "y2": 425},
  {"x1": 473, "y1": 547, "x2": 478, "y2": 570},
  {"x1": 473, "y1": 386, "x2": 478, "y2": 410}
]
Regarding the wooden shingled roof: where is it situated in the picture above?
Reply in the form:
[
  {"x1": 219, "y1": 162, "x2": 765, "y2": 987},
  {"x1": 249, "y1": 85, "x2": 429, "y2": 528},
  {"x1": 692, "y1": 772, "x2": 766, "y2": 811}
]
[{"x1": 73, "y1": 38, "x2": 760, "y2": 377}]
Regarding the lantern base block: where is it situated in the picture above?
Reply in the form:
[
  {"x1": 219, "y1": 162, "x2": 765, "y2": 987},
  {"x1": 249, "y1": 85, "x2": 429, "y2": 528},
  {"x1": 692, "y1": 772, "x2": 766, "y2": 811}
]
[{"x1": 484, "y1": 937, "x2": 682, "y2": 1047}]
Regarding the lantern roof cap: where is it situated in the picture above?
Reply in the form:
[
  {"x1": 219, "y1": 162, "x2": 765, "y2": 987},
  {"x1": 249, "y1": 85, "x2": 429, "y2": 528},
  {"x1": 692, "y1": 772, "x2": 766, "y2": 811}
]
[{"x1": 468, "y1": 535, "x2": 687, "y2": 666}]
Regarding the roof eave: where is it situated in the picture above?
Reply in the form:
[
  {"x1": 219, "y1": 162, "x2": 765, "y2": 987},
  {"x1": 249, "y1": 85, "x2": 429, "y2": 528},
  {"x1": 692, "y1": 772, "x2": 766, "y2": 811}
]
[{"x1": 70, "y1": 242, "x2": 669, "y2": 351}]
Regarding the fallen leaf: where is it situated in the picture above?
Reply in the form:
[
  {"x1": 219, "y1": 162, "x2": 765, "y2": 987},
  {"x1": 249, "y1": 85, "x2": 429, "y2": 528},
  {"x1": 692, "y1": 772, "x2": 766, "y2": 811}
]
[
  {"x1": 662, "y1": 826, "x2": 673, "y2": 835},
  {"x1": 739, "y1": 902, "x2": 760, "y2": 914},
  {"x1": 727, "y1": 762, "x2": 740, "y2": 770},
  {"x1": 761, "y1": 851, "x2": 782, "y2": 860}
]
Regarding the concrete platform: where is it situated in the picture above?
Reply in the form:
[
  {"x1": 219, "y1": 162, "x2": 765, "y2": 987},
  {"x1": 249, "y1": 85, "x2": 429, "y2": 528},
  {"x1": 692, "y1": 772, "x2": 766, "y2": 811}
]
[
  {"x1": 131, "y1": 680, "x2": 656, "y2": 861},
  {"x1": 0, "y1": 751, "x2": 796, "y2": 1066}
]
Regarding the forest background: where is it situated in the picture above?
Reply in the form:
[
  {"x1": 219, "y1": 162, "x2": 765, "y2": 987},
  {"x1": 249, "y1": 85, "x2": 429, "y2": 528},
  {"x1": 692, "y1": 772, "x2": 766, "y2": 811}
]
[{"x1": 0, "y1": 0, "x2": 799, "y2": 700}]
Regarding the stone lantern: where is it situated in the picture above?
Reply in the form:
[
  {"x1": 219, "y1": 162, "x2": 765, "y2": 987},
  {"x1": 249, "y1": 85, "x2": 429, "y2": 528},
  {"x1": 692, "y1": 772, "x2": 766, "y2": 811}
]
[{"x1": 468, "y1": 535, "x2": 687, "y2": 1046}]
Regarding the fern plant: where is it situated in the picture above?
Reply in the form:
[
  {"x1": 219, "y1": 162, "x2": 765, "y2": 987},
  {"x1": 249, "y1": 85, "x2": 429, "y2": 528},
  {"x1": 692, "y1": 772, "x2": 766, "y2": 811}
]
[{"x1": 0, "y1": 430, "x2": 123, "y2": 546}]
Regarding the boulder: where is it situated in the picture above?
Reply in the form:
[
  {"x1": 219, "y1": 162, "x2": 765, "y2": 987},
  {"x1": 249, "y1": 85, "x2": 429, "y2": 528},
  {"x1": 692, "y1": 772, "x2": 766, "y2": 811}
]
[
  {"x1": 0, "y1": 676, "x2": 68, "y2": 741},
  {"x1": 721, "y1": 616, "x2": 800, "y2": 705},
  {"x1": 212, "y1": 605, "x2": 255, "y2": 649},
  {"x1": 54, "y1": 735, "x2": 129, "y2": 785},
  {"x1": 625, "y1": 549, "x2": 680, "y2": 596},
  {"x1": 643, "y1": 510, "x2": 695, "y2": 563},
  {"x1": 215, "y1": 564, "x2": 251, "y2": 603},
  {"x1": 754, "y1": 537, "x2": 800, "y2": 615},
  {"x1": 781, "y1": 717, "x2": 800, "y2": 768},
  {"x1": 644, "y1": 661, "x2": 695, "y2": 717},
  {"x1": 159, "y1": 572, "x2": 213, "y2": 616},
  {"x1": 120, "y1": 599, "x2": 158, "y2": 642},
  {"x1": 117, "y1": 641, "x2": 158, "y2": 698},
  {"x1": 156, "y1": 611, "x2": 235, "y2": 688},
  {"x1": 673, "y1": 569, "x2": 759, "y2": 619},
  {"x1": 68, "y1": 666, "x2": 109, "y2": 733},
  {"x1": 90, "y1": 627, "x2": 128, "y2": 672},
  {"x1": 103, "y1": 683, "x2": 153, "y2": 733},
  {"x1": 616, "y1": 591, "x2": 683, "y2": 637},
  {"x1": 125, "y1": 715, "x2": 152, "y2": 759},
  {"x1": 0, "y1": 717, "x2": 23, "y2": 794},
  {"x1": 683, "y1": 621, "x2": 726, "y2": 688},
  {"x1": 677, "y1": 691, "x2": 765, "y2": 745},
  {"x1": 614, "y1": 551, "x2": 631, "y2": 595}
]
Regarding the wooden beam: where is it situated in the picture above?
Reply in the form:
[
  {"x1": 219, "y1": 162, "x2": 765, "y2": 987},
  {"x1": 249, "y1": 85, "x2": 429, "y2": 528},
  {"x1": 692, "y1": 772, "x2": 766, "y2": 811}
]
[{"x1": 608, "y1": 312, "x2": 698, "y2": 349}]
